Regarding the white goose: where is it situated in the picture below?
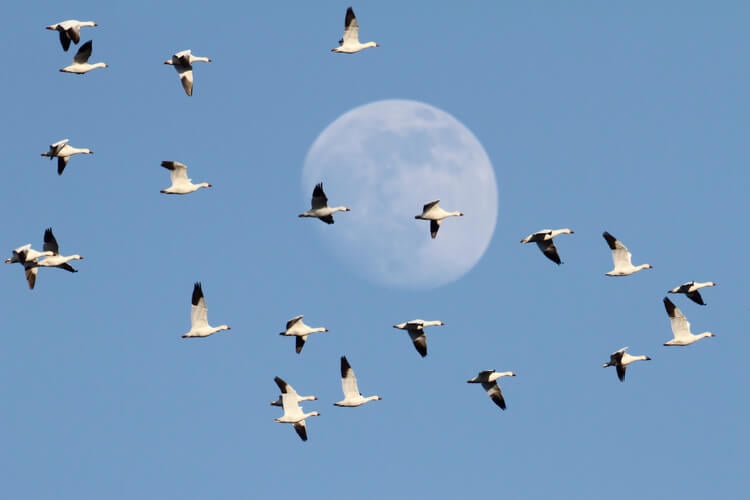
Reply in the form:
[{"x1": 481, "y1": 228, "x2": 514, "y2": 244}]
[
  {"x1": 40, "y1": 139, "x2": 93, "y2": 175},
  {"x1": 520, "y1": 228, "x2": 574, "y2": 265},
  {"x1": 467, "y1": 370, "x2": 517, "y2": 411},
  {"x1": 181, "y1": 282, "x2": 231, "y2": 338},
  {"x1": 274, "y1": 392, "x2": 321, "y2": 442},
  {"x1": 35, "y1": 228, "x2": 83, "y2": 273},
  {"x1": 334, "y1": 356, "x2": 382, "y2": 407},
  {"x1": 663, "y1": 297, "x2": 715, "y2": 346},
  {"x1": 279, "y1": 315, "x2": 328, "y2": 353},
  {"x1": 602, "y1": 231, "x2": 653, "y2": 276},
  {"x1": 602, "y1": 347, "x2": 651, "y2": 382},
  {"x1": 298, "y1": 183, "x2": 350, "y2": 224},
  {"x1": 270, "y1": 376, "x2": 318, "y2": 407},
  {"x1": 331, "y1": 7, "x2": 379, "y2": 54},
  {"x1": 4, "y1": 244, "x2": 53, "y2": 290},
  {"x1": 46, "y1": 19, "x2": 97, "y2": 51},
  {"x1": 668, "y1": 281, "x2": 716, "y2": 306},
  {"x1": 392, "y1": 319, "x2": 444, "y2": 358},
  {"x1": 160, "y1": 161, "x2": 212, "y2": 194},
  {"x1": 59, "y1": 40, "x2": 107, "y2": 74},
  {"x1": 414, "y1": 200, "x2": 464, "y2": 239},
  {"x1": 164, "y1": 50, "x2": 212, "y2": 96}
]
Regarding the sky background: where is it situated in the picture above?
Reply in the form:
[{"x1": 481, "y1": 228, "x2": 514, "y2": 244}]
[{"x1": 2, "y1": 1, "x2": 748, "y2": 499}]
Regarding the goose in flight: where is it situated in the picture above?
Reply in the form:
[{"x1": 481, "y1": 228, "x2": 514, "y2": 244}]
[
  {"x1": 279, "y1": 315, "x2": 328, "y2": 353},
  {"x1": 331, "y1": 7, "x2": 379, "y2": 54},
  {"x1": 334, "y1": 356, "x2": 382, "y2": 407},
  {"x1": 467, "y1": 370, "x2": 516, "y2": 411},
  {"x1": 392, "y1": 319, "x2": 444, "y2": 358},
  {"x1": 34, "y1": 228, "x2": 83, "y2": 272},
  {"x1": 602, "y1": 231, "x2": 653, "y2": 276},
  {"x1": 159, "y1": 161, "x2": 212, "y2": 194},
  {"x1": 298, "y1": 183, "x2": 350, "y2": 224},
  {"x1": 59, "y1": 40, "x2": 108, "y2": 74},
  {"x1": 663, "y1": 297, "x2": 715, "y2": 346},
  {"x1": 668, "y1": 281, "x2": 716, "y2": 306},
  {"x1": 270, "y1": 376, "x2": 317, "y2": 407},
  {"x1": 164, "y1": 49, "x2": 212, "y2": 96},
  {"x1": 41, "y1": 139, "x2": 93, "y2": 175},
  {"x1": 274, "y1": 391, "x2": 321, "y2": 442},
  {"x1": 181, "y1": 282, "x2": 231, "y2": 338},
  {"x1": 46, "y1": 19, "x2": 97, "y2": 51},
  {"x1": 4, "y1": 244, "x2": 53, "y2": 290},
  {"x1": 520, "y1": 228, "x2": 574, "y2": 265},
  {"x1": 602, "y1": 347, "x2": 651, "y2": 382},
  {"x1": 414, "y1": 200, "x2": 464, "y2": 239}
]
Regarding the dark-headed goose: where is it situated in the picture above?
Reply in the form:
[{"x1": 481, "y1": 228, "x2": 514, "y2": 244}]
[
  {"x1": 274, "y1": 390, "x2": 321, "y2": 442},
  {"x1": 334, "y1": 356, "x2": 381, "y2": 407},
  {"x1": 164, "y1": 50, "x2": 212, "y2": 96},
  {"x1": 331, "y1": 7, "x2": 379, "y2": 54},
  {"x1": 415, "y1": 200, "x2": 464, "y2": 239},
  {"x1": 520, "y1": 228, "x2": 574, "y2": 265},
  {"x1": 602, "y1": 347, "x2": 651, "y2": 382},
  {"x1": 467, "y1": 370, "x2": 516, "y2": 411},
  {"x1": 602, "y1": 231, "x2": 653, "y2": 276},
  {"x1": 663, "y1": 297, "x2": 715, "y2": 346},
  {"x1": 392, "y1": 319, "x2": 444, "y2": 358},
  {"x1": 40, "y1": 139, "x2": 93, "y2": 175},
  {"x1": 279, "y1": 315, "x2": 328, "y2": 354},
  {"x1": 160, "y1": 161, "x2": 212, "y2": 194},
  {"x1": 270, "y1": 376, "x2": 318, "y2": 407},
  {"x1": 46, "y1": 19, "x2": 97, "y2": 51},
  {"x1": 181, "y1": 282, "x2": 231, "y2": 338},
  {"x1": 298, "y1": 182, "x2": 350, "y2": 224},
  {"x1": 668, "y1": 281, "x2": 716, "y2": 306},
  {"x1": 59, "y1": 40, "x2": 107, "y2": 74}
]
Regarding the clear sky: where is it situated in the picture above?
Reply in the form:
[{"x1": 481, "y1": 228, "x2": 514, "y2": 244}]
[{"x1": 2, "y1": 2, "x2": 748, "y2": 499}]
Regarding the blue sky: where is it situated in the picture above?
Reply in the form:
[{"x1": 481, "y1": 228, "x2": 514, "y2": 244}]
[{"x1": 2, "y1": 1, "x2": 748, "y2": 498}]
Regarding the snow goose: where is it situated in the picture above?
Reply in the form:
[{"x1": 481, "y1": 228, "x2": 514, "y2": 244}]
[
  {"x1": 331, "y1": 7, "x2": 379, "y2": 54},
  {"x1": 4, "y1": 244, "x2": 53, "y2": 290},
  {"x1": 270, "y1": 376, "x2": 318, "y2": 407},
  {"x1": 35, "y1": 228, "x2": 83, "y2": 272},
  {"x1": 40, "y1": 139, "x2": 93, "y2": 175},
  {"x1": 467, "y1": 370, "x2": 516, "y2": 411},
  {"x1": 663, "y1": 297, "x2": 715, "y2": 346},
  {"x1": 602, "y1": 231, "x2": 653, "y2": 276},
  {"x1": 298, "y1": 183, "x2": 350, "y2": 224},
  {"x1": 334, "y1": 356, "x2": 382, "y2": 407},
  {"x1": 181, "y1": 282, "x2": 231, "y2": 338},
  {"x1": 668, "y1": 281, "x2": 716, "y2": 306},
  {"x1": 279, "y1": 315, "x2": 328, "y2": 353},
  {"x1": 164, "y1": 49, "x2": 212, "y2": 96},
  {"x1": 520, "y1": 228, "x2": 574, "y2": 265},
  {"x1": 414, "y1": 200, "x2": 464, "y2": 239},
  {"x1": 392, "y1": 319, "x2": 444, "y2": 358},
  {"x1": 274, "y1": 392, "x2": 321, "y2": 442},
  {"x1": 602, "y1": 347, "x2": 651, "y2": 382},
  {"x1": 46, "y1": 19, "x2": 97, "y2": 51},
  {"x1": 59, "y1": 40, "x2": 107, "y2": 74},
  {"x1": 160, "y1": 161, "x2": 212, "y2": 194}
]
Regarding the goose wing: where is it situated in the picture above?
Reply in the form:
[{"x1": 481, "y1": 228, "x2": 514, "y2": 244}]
[
  {"x1": 43, "y1": 228, "x2": 60, "y2": 255},
  {"x1": 311, "y1": 183, "x2": 328, "y2": 210},
  {"x1": 342, "y1": 7, "x2": 360, "y2": 45},
  {"x1": 295, "y1": 335, "x2": 307, "y2": 354},
  {"x1": 190, "y1": 282, "x2": 209, "y2": 329},
  {"x1": 481, "y1": 381, "x2": 506, "y2": 410},
  {"x1": 537, "y1": 239, "x2": 562, "y2": 265},
  {"x1": 663, "y1": 297, "x2": 691, "y2": 339},
  {"x1": 286, "y1": 315, "x2": 303, "y2": 330},
  {"x1": 50, "y1": 139, "x2": 69, "y2": 156},
  {"x1": 686, "y1": 290, "x2": 706, "y2": 305},
  {"x1": 408, "y1": 330, "x2": 428, "y2": 357},
  {"x1": 58, "y1": 30, "x2": 72, "y2": 51},
  {"x1": 603, "y1": 231, "x2": 633, "y2": 268},
  {"x1": 293, "y1": 421, "x2": 308, "y2": 441},
  {"x1": 340, "y1": 356, "x2": 360, "y2": 398},
  {"x1": 57, "y1": 156, "x2": 69, "y2": 175},
  {"x1": 274, "y1": 376, "x2": 300, "y2": 399},
  {"x1": 161, "y1": 161, "x2": 190, "y2": 184},
  {"x1": 430, "y1": 219, "x2": 440, "y2": 239},
  {"x1": 74, "y1": 40, "x2": 93, "y2": 64},
  {"x1": 422, "y1": 199, "x2": 440, "y2": 214}
]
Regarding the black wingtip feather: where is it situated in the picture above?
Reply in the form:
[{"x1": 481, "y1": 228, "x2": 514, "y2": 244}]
[{"x1": 192, "y1": 282, "x2": 203, "y2": 306}]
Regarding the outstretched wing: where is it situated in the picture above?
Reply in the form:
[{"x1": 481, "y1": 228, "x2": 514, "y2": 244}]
[
  {"x1": 190, "y1": 282, "x2": 209, "y2": 329},
  {"x1": 43, "y1": 228, "x2": 60, "y2": 255},
  {"x1": 311, "y1": 183, "x2": 328, "y2": 209},
  {"x1": 537, "y1": 239, "x2": 562, "y2": 265},
  {"x1": 482, "y1": 382, "x2": 506, "y2": 410},
  {"x1": 161, "y1": 161, "x2": 190, "y2": 184},
  {"x1": 342, "y1": 7, "x2": 360, "y2": 45},
  {"x1": 74, "y1": 40, "x2": 93, "y2": 64},
  {"x1": 603, "y1": 231, "x2": 633, "y2": 268},
  {"x1": 663, "y1": 297, "x2": 691, "y2": 339},
  {"x1": 408, "y1": 330, "x2": 428, "y2": 357},
  {"x1": 340, "y1": 356, "x2": 360, "y2": 398}
]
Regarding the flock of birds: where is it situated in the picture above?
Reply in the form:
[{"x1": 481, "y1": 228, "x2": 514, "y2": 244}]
[{"x1": 9, "y1": 8, "x2": 718, "y2": 442}]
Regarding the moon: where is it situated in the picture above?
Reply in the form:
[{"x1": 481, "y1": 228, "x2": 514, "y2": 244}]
[{"x1": 302, "y1": 99, "x2": 498, "y2": 289}]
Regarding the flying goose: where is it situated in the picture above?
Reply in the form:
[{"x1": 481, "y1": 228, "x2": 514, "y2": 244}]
[
  {"x1": 181, "y1": 282, "x2": 231, "y2": 338},
  {"x1": 159, "y1": 161, "x2": 212, "y2": 194},
  {"x1": 298, "y1": 183, "x2": 350, "y2": 224},
  {"x1": 392, "y1": 319, "x2": 444, "y2": 358},
  {"x1": 331, "y1": 7, "x2": 379, "y2": 54},
  {"x1": 4, "y1": 244, "x2": 53, "y2": 290},
  {"x1": 34, "y1": 228, "x2": 83, "y2": 272},
  {"x1": 59, "y1": 40, "x2": 108, "y2": 74},
  {"x1": 334, "y1": 356, "x2": 382, "y2": 407},
  {"x1": 40, "y1": 139, "x2": 93, "y2": 175},
  {"x1": 467, "y1": 370, "x2": 517, "y2": 411},
  {"x1": 663, "y1": 297, "x2": 715, "y2": 346},
  {"x1": 668, "y1": 281, "x2": 716, "y2": 306},
  {"x1": 164, "y1": 50, "x2": 212, "y2": 96},
  {"x1": 602, "y1": 347, "x2": 651, "y2": 382},
  {"x1": 602, "y1": 231, "x2": 653, "y2": 276},
  {"x1": 274, "y1": 391, "x2": 321, "y2": 442},
  {"x1": 414, "y1": 200, "x2": 464, "y2": 239},
  {"x1": 46, "y1": 19, "x2": 97, "y2": 51},
  {"x1": 279, "y1": 315, "x2": 328, "y2": 353},
  {"x1": 520, "y1": 228, "x2": 574, "y2": 265},
  {"x1": 270, "y1": 376, "x2": 318, "y2": 407}
]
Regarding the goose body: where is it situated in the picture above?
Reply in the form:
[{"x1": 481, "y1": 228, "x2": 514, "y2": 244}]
[
  {"x1": 279, "y1": 315, "x2": 328, "y2": 353},
  {"x1": 270, "y1": 376, "x2": 317, "y2": 407},
  {"x1": 668, "y1": 281, "x2": 716, "y2": 306},
  {"x1": 46, "y1": 20, "x2": 97, "y2": 51},
  {"x1": 34, "y1": 228, "x2": 83, "y2": 272},
  {"x1": 520, "y1": 228, "x2": 574, "y2": 265},
  {"x1": 298, "y1": 182, "x2": 350, "y2": 224},
  {"x1": 663, "y1": 297, "x2": 715, "y2": 346},
  {"x1": 602, "y1": 347, "x2": 651, "y2": 382},
  {"x1": 467, "y1": 370, "x2": 516, "y2": 410},
  {"x1": 160, "y1": 161, "x2": 212, "y2": 194},
  {"x1": 414, "y1": 200, "x2": 464, "y2": 239},
  {"x1": 164, "y1": 49, "x2": 212, "y2": 96},
  {"x1": 41, "y1": 139, "x2": 93, "y2": 175},
  {"x1": 59, "y1": 40, "x2": 107, "y2": 74},
  {"x1": 334, "y1": 356, "x2": 381, "y2": 407},
  {"x1": 392, "y1": 319, "x2": 444, "y2": 358},
  {"x1": 602, "y1": 231, "x2": 652, "y2": 276},
  {"x1": 274, "y1": 392, "x2": 321, "y2": 441},
  {"x1": 331, "y1": 7, "x2": 379, "y2": 54},
  {"x1": 181, "y1": 282, "x2": 231, "y2": 338}
]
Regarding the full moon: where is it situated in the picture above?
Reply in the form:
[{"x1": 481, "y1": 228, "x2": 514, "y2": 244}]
[{"x1": 302, "y1": 99, "x2": 498, "y2": 289}]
